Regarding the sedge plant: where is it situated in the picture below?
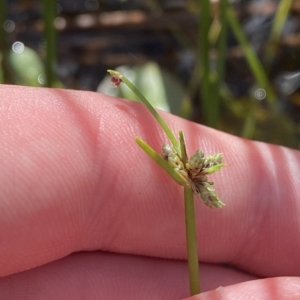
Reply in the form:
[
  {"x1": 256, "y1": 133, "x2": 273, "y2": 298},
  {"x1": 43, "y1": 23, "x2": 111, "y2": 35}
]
[{"x1": 108, "y1": 69, "x2": 226, "y2": 296}]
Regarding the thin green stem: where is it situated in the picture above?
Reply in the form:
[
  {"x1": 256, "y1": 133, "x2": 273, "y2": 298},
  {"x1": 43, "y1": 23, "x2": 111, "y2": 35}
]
[
  {"x1": 108, "y1": 70, "x2": 179, "y2": 151},
  {"x1": 42, "y1": 0, "x2": 57, "y2": 87},
  {"x1": 270, "y1": 0, "x2": 292, "y2": 42},
  {"x1": 241, "y1": 102, "x2": 256, "y2": 138},
  {"x1": 225, "y1": 4, "x2": 277, "y2": 107},
  {"x1": 108, "y1": 69, "x2": 215, "y2": 296},
  {"x1": 184, "y1": 186, "x2": 200, "y2": 295},
  {"x1": 215, "y1": 0, "x2": 229, "y2": 115},
  {"x1": 0, "y1": 0, "x2": 6, "y2": 50},
  {"x1": 265, "y1": 0, "x2": 292, "y2": 67},
  {"x1": 0, "y1": 0, "x2": 9, "y2": 83},
  {"x1": 198, "y1": 0, "x2": 213, "y2": 125}
]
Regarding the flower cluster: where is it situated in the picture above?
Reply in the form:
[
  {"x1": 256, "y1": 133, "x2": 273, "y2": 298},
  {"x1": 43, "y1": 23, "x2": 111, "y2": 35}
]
[{"x1": 162, "y1": 145, "x2": 225, "y2": 208}]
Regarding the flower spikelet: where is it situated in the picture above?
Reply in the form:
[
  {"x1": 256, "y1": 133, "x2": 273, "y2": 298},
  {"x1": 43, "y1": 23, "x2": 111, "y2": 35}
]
[
  {"x1": 162, "y1": 144, "x2": 188, "y2": 179},
  {"x1": 163, "y1": 144, "x2": 225, "y2": 208}
]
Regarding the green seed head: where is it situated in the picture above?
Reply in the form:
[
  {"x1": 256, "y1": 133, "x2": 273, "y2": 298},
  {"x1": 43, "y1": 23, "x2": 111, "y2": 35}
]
[
  {"x1": 163, "y1": 144, "x2": 225, "y2": 208},
  {"x1": 190, "y1": 180, "x2": 225, "y2": 208},
  {"x1": 162, "y1": 144, "x2": 186, "y2": 175}
]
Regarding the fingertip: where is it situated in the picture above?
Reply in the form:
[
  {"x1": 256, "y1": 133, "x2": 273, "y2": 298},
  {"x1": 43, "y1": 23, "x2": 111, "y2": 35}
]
[{"x1": 182, "y1": 277, "x2": 300, "y2": 300}]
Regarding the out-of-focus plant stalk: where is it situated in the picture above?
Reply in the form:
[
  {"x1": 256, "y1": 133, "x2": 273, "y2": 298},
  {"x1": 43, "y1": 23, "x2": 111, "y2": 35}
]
[
  {"x1": 265, "y1": 0, "x2": 293, "y2": 67},
  {"x1": 0, "y1": 0, "x2": 9, "y2": 83},
  {"x1": 225, "y1": 4, "x2": 277, "y2": 107},
  {"x1": 198, "y1": 0, "x2": 214, "y2": 126},
  {"x1": 42, "y1": 0, "x2": 57, "y2": 87}
]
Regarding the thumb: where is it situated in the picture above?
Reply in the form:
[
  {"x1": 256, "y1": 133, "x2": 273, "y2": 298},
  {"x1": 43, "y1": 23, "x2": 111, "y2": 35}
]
[{"x1": 182, "y1": 277, "x2": 300, "y2": 300}]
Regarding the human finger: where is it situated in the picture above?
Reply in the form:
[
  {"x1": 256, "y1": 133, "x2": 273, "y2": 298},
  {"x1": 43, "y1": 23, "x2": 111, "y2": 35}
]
[
  {"x1": 1, "y1": 85, "x2": 299, "y2": 277},
  {"x1": 0, "y1": 252, "x2": 256, "y2": 300},
  {"x1": 184, "y1": 277, "x2": 300, "y2": 300}
]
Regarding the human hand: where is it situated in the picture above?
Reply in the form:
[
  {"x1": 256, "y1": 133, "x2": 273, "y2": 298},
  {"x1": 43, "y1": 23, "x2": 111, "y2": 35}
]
[{"x1": 0, "y1": 85, "x2": 300, "y2": 299}]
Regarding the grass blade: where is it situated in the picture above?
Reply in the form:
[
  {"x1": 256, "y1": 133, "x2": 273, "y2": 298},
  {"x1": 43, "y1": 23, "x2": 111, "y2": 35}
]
[
  {"x1": 198, "y1": 0, "x2": 213, "y2": 125},
  {"x1": 0, "y1": 0, "x2": 9, "y2": 83},
  {"x1": 42, "y1": 0, "x2": 57, "y2": 87},
  {"x1": 225, "y1": 4, "x2": 277, "y2": 107},
  {"x1": 265, "y1": 0, "x2": 293, "y2": 65}
]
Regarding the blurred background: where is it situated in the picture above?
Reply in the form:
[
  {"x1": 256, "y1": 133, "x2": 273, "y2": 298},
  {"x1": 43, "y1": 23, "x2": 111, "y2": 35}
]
[{"x1": 1, "y1": 0, "x2": 300, "y2": 149}]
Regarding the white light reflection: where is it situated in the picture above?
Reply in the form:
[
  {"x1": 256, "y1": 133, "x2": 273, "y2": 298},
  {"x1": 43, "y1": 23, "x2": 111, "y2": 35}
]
[
  {"x1": 12, "y1": 42, "x2": 24, "y2": 53},
  {"x1": 38, "y1": 74, "x2": 45, "y2": 85},
  {"x1": 279, "y1": 71, "x2": 300, "y2": 95},
  {"x1": 3, "y1": 20, "x2": 15, "y2": 32}
]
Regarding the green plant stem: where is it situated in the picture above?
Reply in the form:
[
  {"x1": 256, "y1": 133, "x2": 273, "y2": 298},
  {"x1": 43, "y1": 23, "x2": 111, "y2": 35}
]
[
  {"x1": 0, "y1": 0, "x2": 9, "y2": 83},
  {"x1": 270, "y1": 0, "x2": 292, "y2": 42},
  {"x1": 241, "y1": 101, "x2": 256, "y2": 138},
  {"x1": 225, "y1": 4, "x2": 277, "y2": 107},
  {"x1": 108, "y1": 70, "x2": 179, "y2": 151},
  {"x1": 43, "y1": 0, "x2": 56, "y2": 87},
  {"x1": 0, "y1": 0, "x2": 6, "y2": 51},
  {"x1": 265, "y1": 0, "x2": 292, "y2": 67},
  {"x1": 184, "y1": 186, "x2": 200, "y2": 295},
  {"x1": 206, "y1": 0, "x2": 229, "y2": 128},
  {"x1": 215, "y1": 0, "x2": 229, "y2": 108},
  {"x1": 108, "y1": 69, "x2": 204, "y2": 296},
  {"x1": 198, "y1": 0, "x2": 213, "y2": 126}
]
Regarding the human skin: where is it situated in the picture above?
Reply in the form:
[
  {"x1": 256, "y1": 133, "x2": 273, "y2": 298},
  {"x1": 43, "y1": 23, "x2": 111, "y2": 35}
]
[{"x1": 0, "y1": 84, "x2": 300, "y2": 300}]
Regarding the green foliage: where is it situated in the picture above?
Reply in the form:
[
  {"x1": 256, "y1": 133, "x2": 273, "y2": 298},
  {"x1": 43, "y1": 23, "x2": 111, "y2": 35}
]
[
  {"x1": 1, "y1": 0, "x2": 298, "y2": 148},
  {"x1": 194, "y1": 0, "x2": 299, "y2": 149},
  {"x1": 8, "y1": 45, "x2": 45, "y2": 86}
]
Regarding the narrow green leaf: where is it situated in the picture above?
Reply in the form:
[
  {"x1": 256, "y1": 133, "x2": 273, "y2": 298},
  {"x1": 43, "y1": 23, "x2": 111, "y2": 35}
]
[
  {"x1": 198, "y1": 0, "x2": 212, "y2": 125},
  {"x1": 269, "y1": 0, "x2": 293, "y2": 45},
  {"x1": 225, "y1": 4, "x2": 277, "y2": 106},
  {"x1": 0, "y1": 0, "x2": 10, "y2": 83},
  {"x1": 265, "y1": 0, "x2": 293, "y2": 66},
  {"x1": 203, "y1": 163, "x2": 226, "y2": 174},
  {"x1": 135, "y1": 137, "x2": 188, "y2": 187},
  {"x1": 42, "y1": 0, "x2": 57, "y2": 87}
]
